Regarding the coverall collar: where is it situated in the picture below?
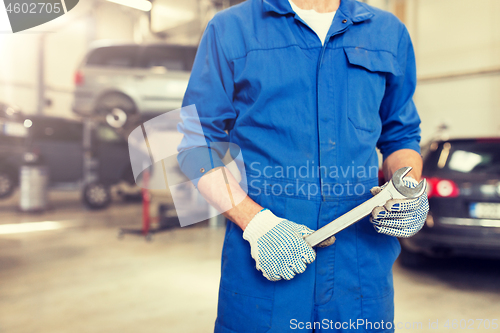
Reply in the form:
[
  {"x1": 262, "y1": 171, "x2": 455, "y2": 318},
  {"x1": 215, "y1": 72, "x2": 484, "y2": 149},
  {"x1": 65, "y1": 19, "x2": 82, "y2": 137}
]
[{"x1": 262, "y1": 0, "x2": 375, "y2": 23}]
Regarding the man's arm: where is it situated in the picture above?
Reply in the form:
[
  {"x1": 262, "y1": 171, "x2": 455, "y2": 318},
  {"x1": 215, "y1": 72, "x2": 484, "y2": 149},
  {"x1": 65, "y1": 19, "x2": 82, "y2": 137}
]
[
  {"x1": 197, "y1": 167, "x2": 262, "y2": 231},
  {"x1": 382, "y1": 148, "x2": 422, "y2": 181},
  {"x1": 176, "y1": 20, "x2": 262, "y2": 228},
  {"x1": 369, "y1": 26, "x2": 429, "y2": 238},
  {"x1": 376, "y1": 26, "x2": 421, "y2": 171}
]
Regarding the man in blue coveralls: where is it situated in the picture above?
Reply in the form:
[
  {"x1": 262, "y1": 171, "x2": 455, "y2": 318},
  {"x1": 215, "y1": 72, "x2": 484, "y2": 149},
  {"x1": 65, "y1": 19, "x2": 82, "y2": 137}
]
[{"x1": 177, "y1": 0, "x2": 429, "y2": 331}]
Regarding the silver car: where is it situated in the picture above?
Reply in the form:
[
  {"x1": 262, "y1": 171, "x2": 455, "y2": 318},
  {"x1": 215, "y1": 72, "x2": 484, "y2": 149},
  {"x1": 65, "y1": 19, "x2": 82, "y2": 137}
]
[{"x1": 72, "y1": 43, "x2": 197, "y2": 128}]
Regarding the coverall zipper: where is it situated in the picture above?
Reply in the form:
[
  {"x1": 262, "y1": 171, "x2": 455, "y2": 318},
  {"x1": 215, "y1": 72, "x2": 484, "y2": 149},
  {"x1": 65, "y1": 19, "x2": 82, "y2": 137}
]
[{"x1": 316, "y1": 25, "x2": 350, "y2": 202}]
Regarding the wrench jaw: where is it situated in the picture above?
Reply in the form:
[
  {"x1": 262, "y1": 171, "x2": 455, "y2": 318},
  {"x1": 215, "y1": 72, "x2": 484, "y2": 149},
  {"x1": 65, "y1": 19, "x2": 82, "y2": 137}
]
[
  {"x1": 305, "y1": 167, "x2": 427, "y2": 247},
  {"x1": 391, "y1": 167, "x2": 427, "y2": 199}
]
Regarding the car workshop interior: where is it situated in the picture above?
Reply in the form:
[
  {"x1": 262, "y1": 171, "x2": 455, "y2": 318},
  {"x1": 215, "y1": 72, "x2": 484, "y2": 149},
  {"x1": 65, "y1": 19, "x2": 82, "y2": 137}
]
[{"x1": 1, "y1": 0, "x2": 500, "y2": 332}]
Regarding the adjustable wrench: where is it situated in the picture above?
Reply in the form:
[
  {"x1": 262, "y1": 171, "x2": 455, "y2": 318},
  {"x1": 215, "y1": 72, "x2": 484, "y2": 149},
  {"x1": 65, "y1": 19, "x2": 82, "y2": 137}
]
[{"x1": 305, "y1": 167, "x2": 427, "y2": 247}]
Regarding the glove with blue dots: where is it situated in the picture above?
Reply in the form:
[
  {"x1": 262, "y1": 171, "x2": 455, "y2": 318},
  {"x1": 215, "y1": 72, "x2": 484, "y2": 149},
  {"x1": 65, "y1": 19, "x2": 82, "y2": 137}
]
[
  {"x1": 370, "y1": 177, "x2": 429, "y2": 238},
  {"x1": 243, "y1": 209, "x2": 330, "y2": 281}
]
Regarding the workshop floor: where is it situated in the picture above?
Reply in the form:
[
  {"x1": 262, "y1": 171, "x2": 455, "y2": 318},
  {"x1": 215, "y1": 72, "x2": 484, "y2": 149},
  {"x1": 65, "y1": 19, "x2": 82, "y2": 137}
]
[{"x1": 1, "y1": 191, "x2": 500, "y2": 333}]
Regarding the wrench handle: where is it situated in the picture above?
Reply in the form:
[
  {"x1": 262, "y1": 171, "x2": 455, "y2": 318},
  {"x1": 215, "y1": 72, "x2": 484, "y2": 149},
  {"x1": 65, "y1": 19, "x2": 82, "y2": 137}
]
[{"x1": 305, "y1": 191, "x2": 392, "y2": 247}]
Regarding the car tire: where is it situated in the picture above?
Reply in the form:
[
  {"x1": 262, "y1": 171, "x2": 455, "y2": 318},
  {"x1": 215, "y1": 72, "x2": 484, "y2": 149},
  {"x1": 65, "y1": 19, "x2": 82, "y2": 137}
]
[
  {"x1": 82, "y1": 182, "x2": 111, "y2": 210},
  {"x1": 399, "y1": 245, "x2": 427, "y2": 268},
  {"x1": 95, "y1": 93, "x2": 137, "y2": 129},
  {"x1": 0, "y1": 171, "x2": 15, "y2": 199}
]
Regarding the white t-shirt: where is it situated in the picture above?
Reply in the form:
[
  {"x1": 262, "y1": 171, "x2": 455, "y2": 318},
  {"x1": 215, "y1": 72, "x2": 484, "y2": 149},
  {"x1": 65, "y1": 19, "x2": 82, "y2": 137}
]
[{"x1": 288, "y1": 0, "x2": 336, "y2": 45}]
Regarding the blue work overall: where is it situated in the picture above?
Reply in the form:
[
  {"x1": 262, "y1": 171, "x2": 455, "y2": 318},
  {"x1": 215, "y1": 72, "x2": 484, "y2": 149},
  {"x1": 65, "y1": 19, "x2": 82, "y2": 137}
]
[{"x1": 178, "y1": 0, "x2": 421, "y2": 331}]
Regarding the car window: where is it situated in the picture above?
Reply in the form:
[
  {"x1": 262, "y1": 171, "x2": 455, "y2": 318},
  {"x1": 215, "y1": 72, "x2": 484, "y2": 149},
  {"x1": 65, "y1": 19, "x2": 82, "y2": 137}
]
[
  {"x1": 139, "y1": 45, "x2": 197, "y2": 71},
  {"x1": 425, "y1": 141, "x2": 500, "y2": 175},
  {"x1": 86, "y1": 46, "x2": 139, "y2": 68},
  {"x1": 29, "y1": 119, "x2": 83, "y2": 142}
]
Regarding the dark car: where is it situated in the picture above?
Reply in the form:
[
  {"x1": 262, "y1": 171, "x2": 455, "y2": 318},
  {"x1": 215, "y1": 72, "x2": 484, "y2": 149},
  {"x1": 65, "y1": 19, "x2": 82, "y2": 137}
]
[
  {"x1": 0, "y1": 114, "x2": 137, "y2": 209},
  {"x1": 400, "y1": 138, "x2": 500, "y2": 266}
]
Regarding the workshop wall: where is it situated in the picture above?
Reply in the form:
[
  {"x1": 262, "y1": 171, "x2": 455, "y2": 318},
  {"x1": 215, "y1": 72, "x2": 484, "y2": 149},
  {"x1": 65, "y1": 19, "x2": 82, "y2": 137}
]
[
  {"x1": 0, "y1": 34, "x2": 39, "y2": 114},
  {"x1": 0, "y1": 2, "x2": 148, "y2": 117},
  {"x1": 405, "y1": 0, "x2": 500, "y2": 142},
  {"x1": 367, "y1": 0, "x2": 500, "y2": 143}
]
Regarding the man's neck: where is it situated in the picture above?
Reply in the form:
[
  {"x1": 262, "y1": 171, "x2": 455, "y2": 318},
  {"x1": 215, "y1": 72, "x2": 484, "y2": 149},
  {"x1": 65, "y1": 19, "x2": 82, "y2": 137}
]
[{"x1": 290, "y1": 0, "x2": 340, "y2": 13}]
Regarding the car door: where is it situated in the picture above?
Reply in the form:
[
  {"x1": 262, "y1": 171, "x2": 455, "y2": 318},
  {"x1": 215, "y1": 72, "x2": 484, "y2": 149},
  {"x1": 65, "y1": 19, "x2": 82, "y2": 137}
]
[
  {"x1": 82, "y1": 45, "x2": 142, "y2": 105},
  {"x1": 29, "y1": 117, "x2": 84, "y2": 185},
  {"x1": 94, "y1": 124, "x2": 132, "y2": 185}
]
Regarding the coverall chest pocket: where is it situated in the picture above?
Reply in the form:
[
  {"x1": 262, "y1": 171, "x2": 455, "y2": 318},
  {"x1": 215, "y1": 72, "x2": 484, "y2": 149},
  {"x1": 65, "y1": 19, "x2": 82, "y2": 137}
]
[{"x1": 344, "y1": 47, "x2": 402, "y2": 132}]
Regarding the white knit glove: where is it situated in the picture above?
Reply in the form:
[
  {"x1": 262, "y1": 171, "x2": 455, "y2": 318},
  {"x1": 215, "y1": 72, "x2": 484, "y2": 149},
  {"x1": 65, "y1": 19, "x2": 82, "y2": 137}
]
[
  {"x1": 370, "y1": 177, "x2": 429, "y2": 238},
  {"x1": 243, "y1": 209, "x2": 317, "y2": 281}
]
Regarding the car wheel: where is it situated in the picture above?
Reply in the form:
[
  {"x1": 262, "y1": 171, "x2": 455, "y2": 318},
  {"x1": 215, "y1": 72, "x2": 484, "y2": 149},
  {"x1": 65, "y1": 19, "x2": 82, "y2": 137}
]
[
  {"x1": 399, "y1": 246, "x2": 427, "y2": 268},
  {"x1": 95, "y1": 93, "x2": 137, "y2": 129},
  {"x1": 83, "y1": 182, "x2": 111, "y2": 209},
  {"x1": 0, "y1": 171, "x2": 15, "y2": 199}
]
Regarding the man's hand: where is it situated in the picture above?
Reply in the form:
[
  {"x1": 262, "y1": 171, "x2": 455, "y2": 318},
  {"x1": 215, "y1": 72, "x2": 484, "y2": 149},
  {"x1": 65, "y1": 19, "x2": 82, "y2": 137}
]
[
  {"x1": 243, "y1": 209, "x2": 317, "y2": 281},
  {"x1": 370, "y1": 177, "x2": 429, "y2": 238},
  {"x1": 198, "y1": 168, "x2": 335, "y2": 281}
]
